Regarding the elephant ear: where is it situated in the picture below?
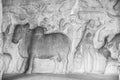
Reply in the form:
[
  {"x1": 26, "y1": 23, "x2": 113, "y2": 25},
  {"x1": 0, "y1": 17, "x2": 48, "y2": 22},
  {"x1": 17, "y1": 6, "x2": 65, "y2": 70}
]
[
  {"x1": 3, "y1": 24, "x2": 11, "y2": 36},
  {"x1": 5, "y1": 24, "x2": 11, "y2": 34},
  {"x1": 23, "y1": 23, "x2": 30, "y2": 29},
  {"x1": 2, "y1": 24, "x2": 11, "y2": 44}
]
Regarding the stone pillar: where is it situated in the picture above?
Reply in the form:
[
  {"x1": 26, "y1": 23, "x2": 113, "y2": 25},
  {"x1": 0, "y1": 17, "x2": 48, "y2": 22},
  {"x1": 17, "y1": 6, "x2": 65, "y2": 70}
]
[
  {"x1": 118, "y1": 51, "x2": 120, "y2": 79},
  {"x1": 0, "y1": 0, "x2": 3, "y2": 80},
  {"x1": 0, "y1": 0, "x2": 3, "y2": 54},
  {"x1": 118, "y1": 44, "x2": 120, "y2": 79}
]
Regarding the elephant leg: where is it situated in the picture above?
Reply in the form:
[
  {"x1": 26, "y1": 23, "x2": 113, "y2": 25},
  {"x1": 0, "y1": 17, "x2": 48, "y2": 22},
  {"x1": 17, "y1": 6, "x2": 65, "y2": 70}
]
[
  {"x1": 61, "y1": 57, "x2": 68, "y2": 74},
  {"x1": 19, "y1": 58, "x2": 27, "y2": 73},
  {"x1": 24, "y1": 53, "x2": 34, "y2": 74},
  {"x1": 53, "y1": 59, "x2": 58, "y2": 73}
]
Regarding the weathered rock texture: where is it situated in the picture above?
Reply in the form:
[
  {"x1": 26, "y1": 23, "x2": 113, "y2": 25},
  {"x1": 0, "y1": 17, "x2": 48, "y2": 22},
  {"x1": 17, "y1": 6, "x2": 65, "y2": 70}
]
[{"x1": 0, "y1": 0, "x2": 119, "y2": 76}]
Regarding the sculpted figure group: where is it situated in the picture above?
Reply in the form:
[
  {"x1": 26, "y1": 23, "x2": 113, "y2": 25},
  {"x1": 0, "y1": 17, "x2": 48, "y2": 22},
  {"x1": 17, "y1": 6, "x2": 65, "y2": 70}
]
[{"x1": 0, "y1": 22, "x2": 119, "y2": 79}]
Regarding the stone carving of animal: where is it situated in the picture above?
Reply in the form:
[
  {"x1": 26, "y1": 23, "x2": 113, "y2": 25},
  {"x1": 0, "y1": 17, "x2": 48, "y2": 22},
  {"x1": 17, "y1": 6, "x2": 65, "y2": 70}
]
[
  {"x1": 104, "y1": 33, "x2": 120, "y2": 59},
  {"x1": 98, "y1": 47, "x2": 111, "y2": 60},
  {"x1": 98, "y1": 33, "x2": 120, "y2": 61},
  {"x1": 12, "y1": 23, "x2": 71, "y2": 73}
]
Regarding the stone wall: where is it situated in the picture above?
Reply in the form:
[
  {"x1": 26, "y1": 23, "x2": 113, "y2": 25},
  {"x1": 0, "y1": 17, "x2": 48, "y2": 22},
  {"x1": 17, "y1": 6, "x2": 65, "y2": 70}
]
[{"x1": 0, "y1": 0, "x2": 119, "y2": 76}]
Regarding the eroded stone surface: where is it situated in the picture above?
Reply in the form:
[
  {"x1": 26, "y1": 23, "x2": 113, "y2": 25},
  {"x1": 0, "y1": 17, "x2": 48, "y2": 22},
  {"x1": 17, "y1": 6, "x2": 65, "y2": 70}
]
[{"x1": 0, "y1": 0, "x2": 119, "y2": 75}]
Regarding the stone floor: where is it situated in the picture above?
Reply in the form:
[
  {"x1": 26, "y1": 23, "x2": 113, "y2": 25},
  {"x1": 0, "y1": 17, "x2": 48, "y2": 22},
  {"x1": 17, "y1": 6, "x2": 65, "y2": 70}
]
[{"x1": 3, "y1": 73, "x2": 119, "y2": 80}]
